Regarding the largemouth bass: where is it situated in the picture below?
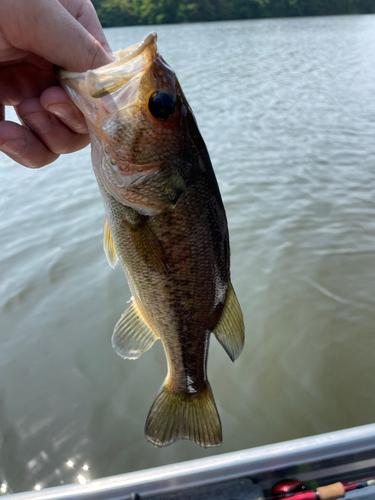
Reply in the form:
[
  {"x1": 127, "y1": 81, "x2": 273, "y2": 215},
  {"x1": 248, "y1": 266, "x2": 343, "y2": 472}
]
[{"x1": 59, "y1": 33, "x2": 244, "y2": 448}]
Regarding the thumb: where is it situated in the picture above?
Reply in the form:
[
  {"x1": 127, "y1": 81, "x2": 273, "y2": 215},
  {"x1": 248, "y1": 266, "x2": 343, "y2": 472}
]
[{"x1": 0, "y1": 0, "x2": 112, "y2": 71}]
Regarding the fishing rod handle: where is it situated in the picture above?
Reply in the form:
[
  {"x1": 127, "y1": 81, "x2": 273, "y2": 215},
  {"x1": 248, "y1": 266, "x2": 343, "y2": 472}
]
[{"x1": 316, "y1": 482, "x2": 346, "y2": 500}]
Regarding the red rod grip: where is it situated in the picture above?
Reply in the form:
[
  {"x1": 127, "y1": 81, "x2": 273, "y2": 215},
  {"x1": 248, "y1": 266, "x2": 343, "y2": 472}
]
[{"x1": 284, "y1": 492, "x2": 318, "y2": 500}]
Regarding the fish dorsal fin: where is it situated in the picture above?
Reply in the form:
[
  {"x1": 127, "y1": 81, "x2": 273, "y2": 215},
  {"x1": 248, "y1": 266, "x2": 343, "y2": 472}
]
[
  {"x1": 103, "y1": 216, "x2": 118, "y2": 269},
  {"x1": 213, "y1": 282, "x2": 245, "y2": 362},
  {"x1": 112, "y1": 298, "x2": 158, "y2": 359}
]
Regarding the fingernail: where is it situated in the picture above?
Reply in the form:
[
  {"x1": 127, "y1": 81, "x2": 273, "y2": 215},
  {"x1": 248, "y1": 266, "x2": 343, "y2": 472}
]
[
  {"x1": 46, "y1": 103, "x2": 74, "y2": 120},
  {"x1": 0, "y1": 137, "x2": 27, "y2": 156},
  {"x1": 71, "y1": 122, "x2": 89, "y2": 134},
  {"x1": 23, "y1": 112, "x2": 52, "y2": 134},
  {"x1": 45, "y1": 104, "x2": 88, "y2": 134}
]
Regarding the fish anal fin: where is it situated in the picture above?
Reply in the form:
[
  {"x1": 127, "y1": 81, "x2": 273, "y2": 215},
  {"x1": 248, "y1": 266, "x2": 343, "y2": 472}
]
[
  {"x1": 145, "y1": 380, "x2": 222, "y2": 448},
  {"x1": 103, "y1": 216, "x2": 118, "y2": 269},
  {"x1": 213, "y1": 282, "x2": 245, "y2": 362},
  {"x1": 112, "y1": 298, "x2": 158, "y2": 359}
]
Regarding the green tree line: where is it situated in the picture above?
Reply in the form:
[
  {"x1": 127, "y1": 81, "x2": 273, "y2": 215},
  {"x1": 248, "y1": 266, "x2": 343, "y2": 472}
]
[{"x1": 92, "y1": 0, "x2": 375, "y2": 27}]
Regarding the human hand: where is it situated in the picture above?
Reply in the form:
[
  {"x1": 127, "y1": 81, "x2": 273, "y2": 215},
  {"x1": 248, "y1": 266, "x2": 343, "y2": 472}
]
[{"x1": 0, "y1": 0, "x2": 112, "y2": 168}]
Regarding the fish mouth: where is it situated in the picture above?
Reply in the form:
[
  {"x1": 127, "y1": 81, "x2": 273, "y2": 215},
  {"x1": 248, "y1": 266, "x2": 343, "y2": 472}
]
[{"x1": 58, "y1": 31, "x2": 158, "y2": 101}]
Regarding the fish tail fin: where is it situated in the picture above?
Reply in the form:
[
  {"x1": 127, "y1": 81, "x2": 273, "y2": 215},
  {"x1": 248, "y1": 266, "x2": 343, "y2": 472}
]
[{"x1": 145, "y1": 379, "x2": 222, "y2": 448}]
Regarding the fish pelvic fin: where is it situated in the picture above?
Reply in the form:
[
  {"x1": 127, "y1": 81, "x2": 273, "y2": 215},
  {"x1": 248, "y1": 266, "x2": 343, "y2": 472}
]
[
  {"x1": 103, "y1": 216, "x2": 118, "y2": 269},
  {"x1": 145, "y1": 380, "x2": 222, "y2": 448},
  {"x1": 213, "y1": 282, "x2": 245, "y2": 362},
  {"x1": 112, "y1": 298, "x2": 158, "y2": 359}
]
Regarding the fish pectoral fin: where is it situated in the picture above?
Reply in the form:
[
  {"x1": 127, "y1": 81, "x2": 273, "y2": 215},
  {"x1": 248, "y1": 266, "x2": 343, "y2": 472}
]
[
  {"x1": 103, "y1": 216, "x2": 118, "y2": 269},
  {"x1": 126, "y1": 163, "x2": 186, "y2": 213},
  {"x1": 127, "y1": 219, "x2": 170, "y2": 275},
  {"x1": 213, "y1": 282, "x2": 245, "y2": 362},
  {"x1": 112, "y1": 298, "x2": 158, "y2": 359},
  {"x1": 145, "y1": 380, "x2": 222, "y2": 448}
]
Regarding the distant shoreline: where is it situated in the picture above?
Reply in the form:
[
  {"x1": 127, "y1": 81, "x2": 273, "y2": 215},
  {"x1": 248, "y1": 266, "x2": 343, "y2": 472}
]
[{"x1": 91, "y1": 0, "x2": 375, "y2": 28}]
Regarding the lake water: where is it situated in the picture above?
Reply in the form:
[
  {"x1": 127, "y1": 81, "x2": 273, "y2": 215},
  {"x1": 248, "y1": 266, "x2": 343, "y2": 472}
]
[{"x1": 1, "y1": 14, "x2": 375, "y2": 494}]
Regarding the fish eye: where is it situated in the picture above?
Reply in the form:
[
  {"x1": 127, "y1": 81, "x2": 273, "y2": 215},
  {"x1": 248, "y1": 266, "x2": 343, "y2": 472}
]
[{"x1": 148, "y1": 91, "x2": 175, "y2": 120}]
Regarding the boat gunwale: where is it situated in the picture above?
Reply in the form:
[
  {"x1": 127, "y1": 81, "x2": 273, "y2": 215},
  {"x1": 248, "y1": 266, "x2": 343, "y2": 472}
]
[{"x1": 8, "y1": 423, "x2": 375, "y2": 500}]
